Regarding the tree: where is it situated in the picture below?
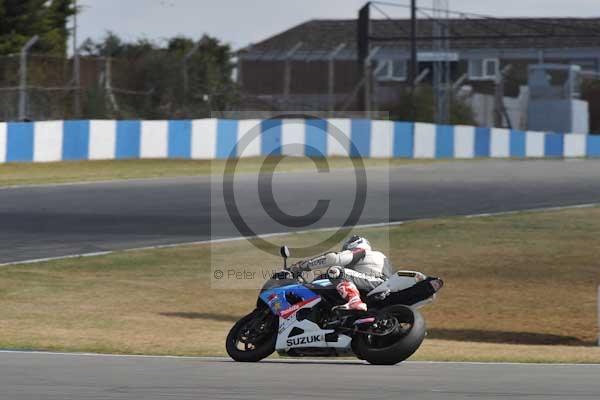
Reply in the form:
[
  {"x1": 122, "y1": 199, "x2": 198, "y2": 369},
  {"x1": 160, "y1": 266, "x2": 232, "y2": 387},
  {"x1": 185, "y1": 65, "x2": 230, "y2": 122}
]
[
  {"x1": 387, "y1": 86, "x2": 475, "y2": 125},
  {"x1": 0, "y1": 0, "x2": 75, "y2": 55},
  {"x1": 81, "y1": 32, "x2": 239, "y2": 119}
]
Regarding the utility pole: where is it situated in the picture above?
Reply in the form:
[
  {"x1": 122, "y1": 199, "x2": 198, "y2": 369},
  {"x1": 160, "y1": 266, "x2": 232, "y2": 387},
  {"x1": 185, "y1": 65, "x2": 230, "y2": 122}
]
[
  {"x1": 328, "y1": 43, "x2": 346, "y2": 115},
  {"x1": 494, "y1": 65, "x2": 513, "y2": 128},
  {"x1": 364, "y1": 47, "x2": 380, "y2": 117},
  {"x1": 182, "y1": 41, "x2": 202, "y2": 98},
  {"x1": 104, "y1": 57, "x2": 119, "y2": 114},
  {"x1": 410, "y1": 0, "x2": 417, "y2": 90},
  {"x1": 283, "y1": 42, "x2": 303, "y2": 104},
  {"x1": 357, "y1": 3, "x2": 370, "y2": 111},
  {"x1": 73, "y1": 0, "x2": 81, "y2": 118},
  {"x1": 18, "y1": 35, "x2": 39, "y2": 121},
  {"x1": 433, "y1": 0, "x2": 450, "y2": 124}
]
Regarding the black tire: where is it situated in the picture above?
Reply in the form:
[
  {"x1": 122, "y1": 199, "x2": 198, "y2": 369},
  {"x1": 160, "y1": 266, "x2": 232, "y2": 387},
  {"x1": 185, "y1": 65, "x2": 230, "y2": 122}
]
[
  {"x1": 226, "y1": 309, "x2": 278, "y2": 362},
  {"x1": 353, "y1": 305, "x2": 426, "y2": 365}
]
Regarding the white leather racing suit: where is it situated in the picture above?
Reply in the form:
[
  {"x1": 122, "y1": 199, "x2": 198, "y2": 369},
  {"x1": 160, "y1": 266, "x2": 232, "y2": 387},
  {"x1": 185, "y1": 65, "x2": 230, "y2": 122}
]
[{"x1": 292, "y1": 247, "x2": 394, "y2": 292}]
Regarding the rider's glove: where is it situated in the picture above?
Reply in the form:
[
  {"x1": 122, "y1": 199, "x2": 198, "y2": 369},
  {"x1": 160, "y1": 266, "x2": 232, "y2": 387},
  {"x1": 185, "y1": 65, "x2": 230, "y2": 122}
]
[{"x1": 289, "y1": 261, "x2": 307, "y2": 277}]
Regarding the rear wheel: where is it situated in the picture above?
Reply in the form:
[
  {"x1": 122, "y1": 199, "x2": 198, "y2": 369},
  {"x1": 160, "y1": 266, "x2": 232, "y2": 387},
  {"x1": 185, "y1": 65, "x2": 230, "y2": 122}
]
[
  {"x1": 353, "y1": 305, "x2": 425, "y2": 365},
  {"x1": 226, "y1": 308, "x2": 278, "y2": 362}
]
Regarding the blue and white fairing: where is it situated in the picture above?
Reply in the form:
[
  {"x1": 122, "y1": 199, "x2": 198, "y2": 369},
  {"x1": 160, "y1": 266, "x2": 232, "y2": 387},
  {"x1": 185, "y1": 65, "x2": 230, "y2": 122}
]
[
  {"x1": 259, "y1": 283, "x2": 319, "y2": 317},
  {"x1": 259, "y1": 280, "x2": 352, "y2": 352}
]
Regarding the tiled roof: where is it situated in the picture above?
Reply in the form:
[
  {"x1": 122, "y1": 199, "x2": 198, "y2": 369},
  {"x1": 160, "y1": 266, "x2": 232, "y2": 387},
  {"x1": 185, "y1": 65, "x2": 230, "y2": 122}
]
[{"x1": 245, "y1": 18, "x2": 600, "y2": 53}]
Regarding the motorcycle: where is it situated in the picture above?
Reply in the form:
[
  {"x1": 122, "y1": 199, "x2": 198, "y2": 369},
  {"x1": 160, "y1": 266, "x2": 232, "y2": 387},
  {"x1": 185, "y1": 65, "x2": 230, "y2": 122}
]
[{"x1": 226, "y1": 246, "x2": 443, "y2": 365}]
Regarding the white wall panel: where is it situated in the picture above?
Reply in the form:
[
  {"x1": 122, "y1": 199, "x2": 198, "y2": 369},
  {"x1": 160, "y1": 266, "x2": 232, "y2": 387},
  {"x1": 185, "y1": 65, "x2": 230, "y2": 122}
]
[
  {"x1": 89, "y1": 120, "x2": 116, "y2": 160},
  {"x1": 413, "y1": 123, "x2": 436, "y2": 158},
  {"x1": 564, "y1": 134, "x2": 587, "y2": 157},
  {"x1": 140, "y1": 120, "x2": 168, "y2": 158},
  {"x1": 191, "y1": 119, "x2": 217, "y2": 159},
  {"x1": 0, "y1": 122, "x2": 6, "y2": 163},
  {"x1": 490, "y1": 128, "x2": 510, "y2": 158},
  {"x1": 526, "y1": 131, "x2": 545, "y2": 158},
  {"x1": 453, "y1": 125, "x2": 475, "y2": 158},
  {"x1": 281, "y1": 119, "x2": 305, "y2": 156},
  {"x1": 34, "y1": 121, "x2": 63, "y2": 162},
  {"x1": 370, "y1": 120, "x2": 394, "y2": 158},
  {"x1": 327, "y1": 119, "x2": 351, "y2": 157}
]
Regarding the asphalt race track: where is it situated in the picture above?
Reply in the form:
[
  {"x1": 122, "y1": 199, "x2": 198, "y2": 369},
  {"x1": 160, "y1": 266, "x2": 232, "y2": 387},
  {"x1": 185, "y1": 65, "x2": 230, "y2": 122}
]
[
  {"x1": 2, "y1": 161, "x2": 600, "y2": 398},
  {"x1": 2, "y1": 159, "x2": 600, "y2": 264},
  {"x1": 1, "y1": 352, "x2": 599, "y2": 400}
]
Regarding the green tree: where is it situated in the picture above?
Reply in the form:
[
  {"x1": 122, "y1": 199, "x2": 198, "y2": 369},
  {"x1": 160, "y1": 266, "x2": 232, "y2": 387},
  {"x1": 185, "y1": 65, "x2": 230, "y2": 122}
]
[
  {"x1": 387, "y1": 86, "x2": 475, "y2": 125},
  {"x1": 0, "y1": 0, "x2": 75, "y2": 55},
  {"x1": 81, "y1": 32, "x2": 238, "y2": 119}
]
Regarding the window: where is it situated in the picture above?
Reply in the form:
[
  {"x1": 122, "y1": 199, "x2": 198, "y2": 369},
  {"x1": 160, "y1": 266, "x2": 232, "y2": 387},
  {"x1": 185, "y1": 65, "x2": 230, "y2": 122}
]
[
  {"x1": 468, "y1": 58, "x2": 499, "y2": 81},
  {"x1": 375, "y1": 59, "x2": 407, "y2": 81},
  {"x1": 572, "y1": 60, "x2": 597, "y2": 73}
]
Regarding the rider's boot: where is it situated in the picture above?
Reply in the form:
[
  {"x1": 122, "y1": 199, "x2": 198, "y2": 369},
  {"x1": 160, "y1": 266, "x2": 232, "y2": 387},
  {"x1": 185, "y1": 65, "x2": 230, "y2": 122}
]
[{"x1": 333, "y1": 280, "x2": 367, "y2": 311}]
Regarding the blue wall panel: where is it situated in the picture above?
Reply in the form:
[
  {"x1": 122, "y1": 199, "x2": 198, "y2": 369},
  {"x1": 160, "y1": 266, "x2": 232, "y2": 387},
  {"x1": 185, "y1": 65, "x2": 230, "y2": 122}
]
[
  {"x1": 509, "y1": 130, "x2": 526, "y2": 158},
  {"x1": 216, "y1": 119, "x2": 238, "y2": 159},
  {"x1": 393, "y1": 121, "x2": 414, "y2": 158},
  {"x1": 6, "y1": 122, "x2": 34, "y2": 162},
  {"x1": 168, "y1": 120, "x2": 192, "y2": 159},
  {"x1": 474, "y1": 127, "x2": 491, "y2": 157},
  {"x1": 305, "y1": 119, "x2": 327, "y2": 157},
  {"x1": 350, "y1": 119, "x2": 371, "y2": 157},
  {"x1": 587, "y1": 135, "x2": 600, "y2": 157},
  {"x1": 544, "y1": 133, "x2": 564, "y2": 157},
  {"x1": 62, "y1": 120, "x2": 90, "y2": 160},
  {"x1": 261, "y1": 119, "x2": 282, "y2": 156},
  {"x1": 115, "y1": 120, "x2": 141, "y2": 159},
  {"x1": 435, "y1": 125, "x2": 454, "y2": 158}
]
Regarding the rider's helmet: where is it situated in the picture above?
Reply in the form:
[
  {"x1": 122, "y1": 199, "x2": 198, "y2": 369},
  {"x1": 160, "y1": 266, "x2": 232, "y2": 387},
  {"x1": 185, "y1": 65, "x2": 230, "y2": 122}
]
[{"x1": 341, "y1": 235, "x2": 372, "y2": 252}]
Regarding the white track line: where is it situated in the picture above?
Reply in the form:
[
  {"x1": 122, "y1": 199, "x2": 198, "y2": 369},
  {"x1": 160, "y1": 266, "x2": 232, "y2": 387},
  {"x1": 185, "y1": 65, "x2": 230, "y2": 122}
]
[
  {"x1": 0, "y1": 350, "x2": 597, "y2": 366},
  {"x1": 1, "y1": 202, "x2": 599, "y2": 268}
]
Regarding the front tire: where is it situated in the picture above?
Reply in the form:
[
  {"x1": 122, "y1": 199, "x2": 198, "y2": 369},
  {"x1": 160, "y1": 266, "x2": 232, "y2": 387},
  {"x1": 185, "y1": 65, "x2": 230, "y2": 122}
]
[
  {"x1": 353, "y1": 305, "x2": 426, "y2": 365},
  {"x1": 226, "y1": 308, "x2": 278, "y2": 362}
]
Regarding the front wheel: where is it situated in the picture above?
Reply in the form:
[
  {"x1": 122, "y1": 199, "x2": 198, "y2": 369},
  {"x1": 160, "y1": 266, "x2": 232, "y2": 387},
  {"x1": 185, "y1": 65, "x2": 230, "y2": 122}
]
[
  {"x1": 226, "y1": 308, "x2": 278, "y2": 362},
  {"x1": 353, "y1": 305, "x2": 426, "y2": 365}
]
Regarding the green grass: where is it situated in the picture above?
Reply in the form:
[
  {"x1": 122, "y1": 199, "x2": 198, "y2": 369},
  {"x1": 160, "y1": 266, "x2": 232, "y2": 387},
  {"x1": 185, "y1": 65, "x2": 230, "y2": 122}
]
[
  {"x1": 0, "y1": 207, "x2": 599, "y2": 362},
  {"x1": 0, "y1": 157, "x2": 475, "y2": 187}
]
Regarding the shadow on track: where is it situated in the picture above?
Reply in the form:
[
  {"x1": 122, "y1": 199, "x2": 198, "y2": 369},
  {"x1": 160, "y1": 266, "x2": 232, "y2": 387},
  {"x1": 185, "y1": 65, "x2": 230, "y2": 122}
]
[
  {"x1": 161, "y1": 312, "x2": 594, "y2": 346},
  {"x1": 159, "y1": 312, "x2": 238, "y2": 322}
]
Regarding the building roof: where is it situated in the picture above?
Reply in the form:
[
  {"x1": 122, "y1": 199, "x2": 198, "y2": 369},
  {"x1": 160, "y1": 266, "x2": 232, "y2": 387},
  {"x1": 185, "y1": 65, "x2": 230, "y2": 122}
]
[{"x1": 244, "y1": 18, "x2": 600, "y2": 55}]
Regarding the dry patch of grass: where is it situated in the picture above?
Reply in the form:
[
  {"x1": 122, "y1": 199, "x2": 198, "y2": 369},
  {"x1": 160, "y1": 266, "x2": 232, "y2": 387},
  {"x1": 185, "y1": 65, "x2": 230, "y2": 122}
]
[
  {"x1": 0, "y1": 207, "x2": 599, "y2": 362},
  {"x1": 0, "y1": 157, "x2": 450, "y2": 187}
]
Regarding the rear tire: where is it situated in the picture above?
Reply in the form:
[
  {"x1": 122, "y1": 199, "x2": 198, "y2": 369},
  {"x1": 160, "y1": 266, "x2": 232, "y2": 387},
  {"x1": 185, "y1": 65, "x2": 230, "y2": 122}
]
[
  {"x1": 226, "y1": 309, "x2": 278, "y2": 362},
  {"x1": 353, "y1": 305, "x2": 426, "y2": 365}
]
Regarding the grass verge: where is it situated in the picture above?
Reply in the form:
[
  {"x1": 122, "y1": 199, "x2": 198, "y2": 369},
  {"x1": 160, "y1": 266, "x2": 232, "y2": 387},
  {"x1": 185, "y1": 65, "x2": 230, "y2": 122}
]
[
  {"x1": 0, "y1": 207, "x2": 599, "y2": 362},
  {"x1": 0, "y1": 157, "x2": 456, "y2": 187}
]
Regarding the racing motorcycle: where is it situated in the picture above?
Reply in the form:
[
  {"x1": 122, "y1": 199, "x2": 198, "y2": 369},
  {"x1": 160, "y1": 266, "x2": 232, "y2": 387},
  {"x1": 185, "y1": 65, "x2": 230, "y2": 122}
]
[{"x1": 226, "y1": 246, "x2": 443, "y2": 365}]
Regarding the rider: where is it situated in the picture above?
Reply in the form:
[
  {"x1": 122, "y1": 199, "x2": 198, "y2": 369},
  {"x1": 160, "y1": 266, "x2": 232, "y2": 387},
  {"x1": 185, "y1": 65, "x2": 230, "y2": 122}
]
[{"x1": 290, "y1": 235, "x2": 393, "y2": 311}]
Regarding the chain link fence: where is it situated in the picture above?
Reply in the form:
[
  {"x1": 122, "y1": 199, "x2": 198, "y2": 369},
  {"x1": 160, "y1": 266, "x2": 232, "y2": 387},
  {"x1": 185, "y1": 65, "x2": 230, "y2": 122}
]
[{"x1": 0, "y1": 51, "x2": 239, "y2": 121}]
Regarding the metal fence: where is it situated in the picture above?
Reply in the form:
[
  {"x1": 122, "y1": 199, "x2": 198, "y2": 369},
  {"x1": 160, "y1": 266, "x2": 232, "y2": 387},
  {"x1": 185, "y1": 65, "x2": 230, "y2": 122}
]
[{"x1": 0, "y1": 44, "x2": 239, "y2": 122}]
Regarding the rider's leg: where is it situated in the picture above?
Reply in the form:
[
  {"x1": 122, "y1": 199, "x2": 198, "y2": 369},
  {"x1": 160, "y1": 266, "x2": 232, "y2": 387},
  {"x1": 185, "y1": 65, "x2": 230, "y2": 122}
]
[
  {"x1": 335, "y1": 280, "x2": 367, "y2": 311},
  {"x1": 327, "y1": 267, "x2": 382, "y2": 311}
]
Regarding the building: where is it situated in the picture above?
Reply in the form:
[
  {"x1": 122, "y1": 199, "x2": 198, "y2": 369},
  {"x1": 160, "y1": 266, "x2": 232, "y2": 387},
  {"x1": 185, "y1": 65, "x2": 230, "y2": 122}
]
[{"x1": 237, "y1": 17, "x2": 600, "y2": 130}]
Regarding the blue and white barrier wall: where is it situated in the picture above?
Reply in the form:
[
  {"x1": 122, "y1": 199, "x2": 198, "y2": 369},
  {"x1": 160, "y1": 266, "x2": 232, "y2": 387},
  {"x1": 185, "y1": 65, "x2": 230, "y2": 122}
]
[{"x1": 0, "y1": 119, "x2": 598, "y2": 163}]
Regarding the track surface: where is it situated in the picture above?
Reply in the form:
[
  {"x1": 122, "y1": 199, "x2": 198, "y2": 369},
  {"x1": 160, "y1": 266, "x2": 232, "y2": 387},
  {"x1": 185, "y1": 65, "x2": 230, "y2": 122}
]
[
  {"x1": 2, "y1": 353, "x2": 599, "y2": 400},
  {"x1": 2, "y1": 160, "x2": 600, "y2": 264},
  {"x1": 2, "y1": 162, "x2": 600, "y2": 398}
]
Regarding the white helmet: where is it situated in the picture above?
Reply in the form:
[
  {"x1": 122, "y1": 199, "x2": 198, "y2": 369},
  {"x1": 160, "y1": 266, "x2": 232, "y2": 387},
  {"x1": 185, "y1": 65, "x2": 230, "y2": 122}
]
[{"x1": 342, "y1": 235, "x2": 371, "y2": 252}]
